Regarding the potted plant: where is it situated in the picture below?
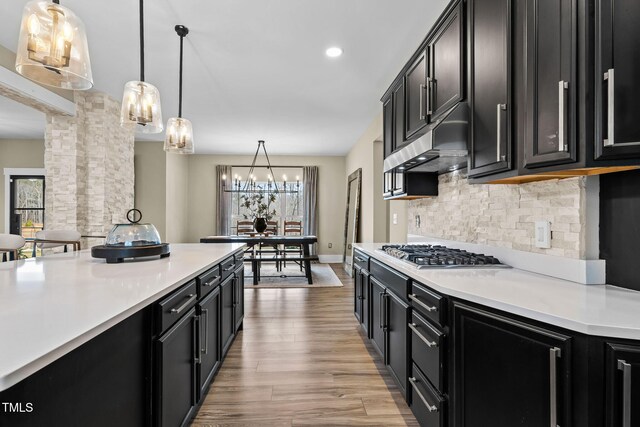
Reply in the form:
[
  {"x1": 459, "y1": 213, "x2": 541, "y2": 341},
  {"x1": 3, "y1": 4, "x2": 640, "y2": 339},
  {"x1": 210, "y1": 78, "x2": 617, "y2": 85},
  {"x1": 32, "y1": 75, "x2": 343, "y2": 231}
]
[{"x1": 240, "y1": 190, "x2": 277, "y2": 233}]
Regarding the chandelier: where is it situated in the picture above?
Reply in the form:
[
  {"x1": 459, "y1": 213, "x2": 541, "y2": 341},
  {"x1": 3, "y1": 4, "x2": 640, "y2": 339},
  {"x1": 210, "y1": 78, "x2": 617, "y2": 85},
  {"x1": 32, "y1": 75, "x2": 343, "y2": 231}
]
[{"x1": 222, "y1": 140, "x2": 300, "y2": 194}]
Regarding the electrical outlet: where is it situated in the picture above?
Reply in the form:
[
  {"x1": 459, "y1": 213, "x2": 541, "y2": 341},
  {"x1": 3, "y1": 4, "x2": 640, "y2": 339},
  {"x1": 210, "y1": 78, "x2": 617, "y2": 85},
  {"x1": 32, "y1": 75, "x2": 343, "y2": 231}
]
[
  {"x1": 328, "y1": 242, "x2": 332, "y2": 248},
  {"x1": 535, "y1": 221, "x2": 551, "y2": 248},
  {"x1": 393, "y1": 213, "x2": 398, "y2": 225}
]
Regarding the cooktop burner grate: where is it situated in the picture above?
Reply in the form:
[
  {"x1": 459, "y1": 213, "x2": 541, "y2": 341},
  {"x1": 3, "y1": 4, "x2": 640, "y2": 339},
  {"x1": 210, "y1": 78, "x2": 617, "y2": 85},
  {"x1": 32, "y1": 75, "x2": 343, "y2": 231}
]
[{"x1": 379, "y1": 244, "x2": 510, "y2": 269}]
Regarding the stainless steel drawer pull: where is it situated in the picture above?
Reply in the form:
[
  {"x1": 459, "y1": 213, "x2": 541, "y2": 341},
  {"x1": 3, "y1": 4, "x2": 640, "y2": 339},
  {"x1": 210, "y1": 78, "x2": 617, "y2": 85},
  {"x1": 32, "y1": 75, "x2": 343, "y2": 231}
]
[
  {"x1": 604, "y1": 69, "x2": 614, "y2": 146},
  {"x1": 354, "y1": 256, "x2": 366, "y2": 263},
  {"x1": 558, "y1": 81, "x2": 569, "y2": 152},
  {"x1": 549, "y1": 347, "x2": 561, "y2": 427},
  {"x1": 618, "y1": 359, "x2": 632, "y2": 427},
  {"x1": 170, "y1": 293, "x2": 196, "y2": 314},
  {"x1": 408, "y1": 322, "x2": 438, "y2": 348},
  {"x1": 203, "y1": 276, "x2": 219, "y2": 287},
  {"x1": 496, "y1": 103, "x2": 507, "y2": 162},
  {"x1": 409, "y1": 294, "x2": 437, "y2": 313},
  {"x1": 409, "y1": 377, "x2": 438, "y2": 412},
  {"x1": 223, "y1": 265, "x2": 235, "y2": 272},
  {"x1": 202, "y1": 309, "x2": 209, "y2": 354}
]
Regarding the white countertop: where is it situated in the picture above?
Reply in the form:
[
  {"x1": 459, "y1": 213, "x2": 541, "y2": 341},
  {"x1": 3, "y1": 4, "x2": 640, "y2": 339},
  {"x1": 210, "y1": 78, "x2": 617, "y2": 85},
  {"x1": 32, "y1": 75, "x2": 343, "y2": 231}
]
[
  {"x1": 355, "y1": 243, "x2": 640, "y2": 341},
  {"x1": 0, "y1": 243, "x2": 244, "y2": 392}
]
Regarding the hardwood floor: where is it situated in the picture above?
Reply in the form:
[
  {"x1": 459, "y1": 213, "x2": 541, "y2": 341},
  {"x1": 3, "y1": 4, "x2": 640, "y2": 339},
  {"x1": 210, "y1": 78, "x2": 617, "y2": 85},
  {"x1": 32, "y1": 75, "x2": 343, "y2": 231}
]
[{"x1": 192, "y1": 264, "x2": 418, "y2": 427}]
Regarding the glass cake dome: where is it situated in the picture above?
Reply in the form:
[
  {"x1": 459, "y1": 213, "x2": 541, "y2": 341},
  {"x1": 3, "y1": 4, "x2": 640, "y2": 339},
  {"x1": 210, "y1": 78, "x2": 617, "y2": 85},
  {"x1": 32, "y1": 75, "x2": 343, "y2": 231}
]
[{"x1": 105, "y1": 209, "x2": 162, "y2": 247}]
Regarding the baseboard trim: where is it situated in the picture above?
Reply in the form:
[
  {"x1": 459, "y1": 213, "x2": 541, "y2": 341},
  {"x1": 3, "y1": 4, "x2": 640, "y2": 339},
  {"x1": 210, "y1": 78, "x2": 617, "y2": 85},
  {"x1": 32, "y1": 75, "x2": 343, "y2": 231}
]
[{"x1": 318, "y1": 255, "x2": 343, "y2": 263}]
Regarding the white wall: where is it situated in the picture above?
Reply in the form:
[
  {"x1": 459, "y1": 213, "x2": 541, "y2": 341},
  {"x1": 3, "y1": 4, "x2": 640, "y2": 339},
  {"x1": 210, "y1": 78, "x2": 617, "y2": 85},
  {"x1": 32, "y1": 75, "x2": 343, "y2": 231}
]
[
  {"x1": 134, "y1": 141, "x2": 166, "y2": 240},
  {"x1": 165, "y1": 153, "x2": 189, "y2": 243}
]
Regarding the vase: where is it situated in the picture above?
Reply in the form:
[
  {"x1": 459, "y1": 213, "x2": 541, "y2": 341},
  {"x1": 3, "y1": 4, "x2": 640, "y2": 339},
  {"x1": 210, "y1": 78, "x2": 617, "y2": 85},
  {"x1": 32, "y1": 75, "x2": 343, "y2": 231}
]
[{"x1": 254, "y1": 217, "x2": 267, "y2": 233}]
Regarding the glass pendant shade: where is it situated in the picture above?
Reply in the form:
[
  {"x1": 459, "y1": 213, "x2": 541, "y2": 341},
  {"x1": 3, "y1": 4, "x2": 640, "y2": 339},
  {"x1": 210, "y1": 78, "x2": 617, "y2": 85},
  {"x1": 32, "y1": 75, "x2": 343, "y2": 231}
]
[
  {"x1": 164, "y1": 117, "x2": 194, "y2": 154},
  {"x1": 120, "y1": 80, "x2": 164, "y2": 133},
  {"x1": 15, "y1": 0, "x2": 93, "y2": 90}
]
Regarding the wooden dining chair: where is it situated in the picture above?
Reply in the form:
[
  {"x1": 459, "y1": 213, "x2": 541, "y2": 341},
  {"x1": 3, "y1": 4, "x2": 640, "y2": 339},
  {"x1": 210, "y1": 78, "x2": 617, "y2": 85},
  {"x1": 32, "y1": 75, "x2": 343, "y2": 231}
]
[
  {"x1": 283, "y1": 220, "x2": 303, "y2": 270},
  {"x1": 0, "y1": 234, "x2": 26, "y2": 262},
  {"x1": 236, "y1": 220, "x2": 254, "y2": 235}
]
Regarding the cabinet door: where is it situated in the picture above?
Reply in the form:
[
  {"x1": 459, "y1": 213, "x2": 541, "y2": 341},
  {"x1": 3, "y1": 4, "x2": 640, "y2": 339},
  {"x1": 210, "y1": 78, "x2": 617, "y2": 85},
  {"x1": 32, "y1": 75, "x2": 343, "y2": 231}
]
[
  {"x1": 354, "y1": 265, "x2": 363, "y2": 323},
  {"x1": 198, "y1": 288, "x2": 220, "y2": 398},
  {"x1": 428, "y1": 0, "x2": 464, "y2": 121},
  {"x1": 233, "y1": 267, "x2": 244, "y2": 332},
  {"x1": 405, "y1": 51, "x2": 428, "y2": 138},
  {"x1": 453, "y1": 303, "x2": 571, "y2": 427},
  {"x1": 361, "y1": 271, "x2": 370, "y2": 338},
  {"x1": 386, "y1": 290, "x2": 409, "y2": 397},
  {"x1": 468, "y1": 0, "x2": 512, "y2": 177},
  {"x1": 393, "y1": 80, "x2": 407, "y2": 150},
  {"x1": 220, "y1": 275, "x2": 235, "y2": 356},
  {"x1": 370, "y1": 277, "x2": 386, "y2": 359},
  {"x1": 156, "y1": 308, "x2": 198, "y2": 427},
  {"x1": 605, "y1": 343, "x2": 640, "y2": 426},
  {"x1": 523, "y1": 0, "x2": 575, "y2": 167},
  {"x1": 383, "y1": 96, "x2": 394, "y2": 158},
  {"x1": 596, "y1": 0, "x2": 640, "y2": 159}
]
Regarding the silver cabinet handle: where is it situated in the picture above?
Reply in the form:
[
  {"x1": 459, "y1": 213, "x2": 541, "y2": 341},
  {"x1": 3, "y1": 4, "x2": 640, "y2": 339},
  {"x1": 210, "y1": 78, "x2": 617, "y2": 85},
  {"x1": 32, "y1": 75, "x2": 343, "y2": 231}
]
[
  {"x1": 171, "y1": 293, "x2": 196, "y2": 315},
  {"x1": 558, "y1": 81, "x2": 569, "y2": 152},
  {"x1": 618, "y1": 359, "x2": 632, "y2": 427},
  {"x1": 604, "y1": 68, "x2": 615, "y2": 146},
  {"x1": 427, "y1": 77, "x2": 434, "y2": 115},
  {"x1": 379, "y1": 292, "x2": 385, "y2": 329},
  {"x1": 203, "y1": 276, "x2": 219, "y2": 287},
  {"x1": 202, "y1": 309, "x2": 209, "y2": 354},
  {"x1": 409, "y1": 377, "x2": 438, "y2": 412},
  {"x1": 223, "y1": 265, "x2": 235, "y2": 272},
  {"x1": 193, "y1": 315, "x2": 201, "y2": 364},
  {"x1": 409, "y1": 294, "x2": 437, "y2": 313},
  {"x1": 549, "y1": 347, "x2": 561, "y2": 427},
  {"x1": 408, "y1": 322, "x2": 438, "y2": 348},
  {"x1": 496, "y1": 104, "x2": 507, "y2": 162},
  {"x1": 419, "y1": 83, "x2": 426, "y2": 120},
  {"x1": 354, "y1": 256, "x2": 366, "y2": 263}
]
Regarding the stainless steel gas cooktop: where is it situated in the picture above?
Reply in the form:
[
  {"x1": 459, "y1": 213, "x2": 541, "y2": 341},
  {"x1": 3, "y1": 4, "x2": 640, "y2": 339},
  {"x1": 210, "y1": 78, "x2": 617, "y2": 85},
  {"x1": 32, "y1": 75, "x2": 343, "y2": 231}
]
[{"x1": 379, "y1": 244, "x2": 511, "y2": 269}]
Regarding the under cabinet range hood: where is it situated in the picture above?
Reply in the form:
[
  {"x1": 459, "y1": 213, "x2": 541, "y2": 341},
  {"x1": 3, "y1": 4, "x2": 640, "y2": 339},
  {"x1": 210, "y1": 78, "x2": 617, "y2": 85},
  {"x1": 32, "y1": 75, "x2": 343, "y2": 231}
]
[{"x1": 384, "y1": 102, "x2": 469, "y2": 174}]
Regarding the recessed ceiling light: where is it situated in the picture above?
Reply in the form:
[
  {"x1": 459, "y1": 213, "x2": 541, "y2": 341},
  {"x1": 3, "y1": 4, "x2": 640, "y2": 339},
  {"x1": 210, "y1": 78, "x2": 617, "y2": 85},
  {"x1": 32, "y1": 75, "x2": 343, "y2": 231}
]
[
  {"x1": 325, "y1": 47, "x2": 343, "y2": 58},
  {"x1": 398, "y1": 166, "x2": 405, "y2": 170},
  {"x1": 417, "y1": 156, "x2": 427, "y2": 161}
]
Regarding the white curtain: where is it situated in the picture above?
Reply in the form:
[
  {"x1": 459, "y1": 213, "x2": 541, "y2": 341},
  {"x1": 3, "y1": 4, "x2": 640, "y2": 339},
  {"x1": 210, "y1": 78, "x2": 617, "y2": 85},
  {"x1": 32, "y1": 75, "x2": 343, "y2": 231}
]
[{"x1": 215, "y1": 165, "x2": 232, "y2": 235}]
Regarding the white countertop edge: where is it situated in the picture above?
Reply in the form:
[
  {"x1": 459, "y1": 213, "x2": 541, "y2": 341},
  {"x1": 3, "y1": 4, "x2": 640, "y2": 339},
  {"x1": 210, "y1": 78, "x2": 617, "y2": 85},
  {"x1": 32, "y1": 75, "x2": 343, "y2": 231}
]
[
  {"x1": 407, "y1": 234, "x2": 606, "y2": 284},
  {"x1": 355, "y1": 243, "x2": 640, "y2": 341},
  {"x1": 0, "y1": 244, "x2": 245, "y2": 392}
]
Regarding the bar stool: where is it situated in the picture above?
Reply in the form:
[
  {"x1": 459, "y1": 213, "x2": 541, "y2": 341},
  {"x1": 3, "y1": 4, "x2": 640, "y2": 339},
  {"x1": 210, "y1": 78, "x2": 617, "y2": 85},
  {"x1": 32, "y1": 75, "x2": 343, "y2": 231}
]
[
  {"x1": 33, "y1": 230, "x2": 81, "y2": 257},
  {"x1": 0, "y1": 234, "x2": 26, "y2": 262}
]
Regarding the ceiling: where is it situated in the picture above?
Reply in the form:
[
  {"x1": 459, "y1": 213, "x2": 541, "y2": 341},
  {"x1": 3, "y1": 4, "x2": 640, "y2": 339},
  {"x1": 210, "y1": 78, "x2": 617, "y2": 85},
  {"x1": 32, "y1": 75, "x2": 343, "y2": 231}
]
[
  {"x1": 0, "y1": 0, "x2": 449, "y2": 155},
  {"x1": 0, "y1": 95, "x2": 45, "y2": 139}
]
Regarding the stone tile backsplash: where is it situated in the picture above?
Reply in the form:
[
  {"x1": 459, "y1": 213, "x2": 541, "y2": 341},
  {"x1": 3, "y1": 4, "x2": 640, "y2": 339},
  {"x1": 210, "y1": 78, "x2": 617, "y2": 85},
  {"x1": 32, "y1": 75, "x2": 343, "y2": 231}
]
[{"x1": 407, "y1": 171, "x2": 586, "y2": 259}]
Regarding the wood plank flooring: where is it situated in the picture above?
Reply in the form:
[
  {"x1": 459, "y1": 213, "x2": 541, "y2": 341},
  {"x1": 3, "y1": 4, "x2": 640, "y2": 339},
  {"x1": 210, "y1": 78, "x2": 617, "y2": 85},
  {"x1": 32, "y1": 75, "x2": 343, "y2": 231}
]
[{"x1": 192, "y1": 264, "x2": 418, "y2": 427}]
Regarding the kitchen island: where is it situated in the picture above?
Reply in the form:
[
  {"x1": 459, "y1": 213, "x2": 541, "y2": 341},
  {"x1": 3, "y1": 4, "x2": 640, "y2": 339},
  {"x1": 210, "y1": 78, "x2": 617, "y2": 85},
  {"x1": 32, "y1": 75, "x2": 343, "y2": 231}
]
[{"x1": 0, "y1": 243, "x2": 245, "y2": 426}]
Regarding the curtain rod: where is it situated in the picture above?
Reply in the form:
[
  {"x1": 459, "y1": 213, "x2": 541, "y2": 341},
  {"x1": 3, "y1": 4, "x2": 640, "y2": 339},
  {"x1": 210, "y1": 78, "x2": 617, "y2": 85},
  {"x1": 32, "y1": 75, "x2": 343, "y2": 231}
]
[{"x1": 227, "y1": 165, "x2": 306, "y2": 169}]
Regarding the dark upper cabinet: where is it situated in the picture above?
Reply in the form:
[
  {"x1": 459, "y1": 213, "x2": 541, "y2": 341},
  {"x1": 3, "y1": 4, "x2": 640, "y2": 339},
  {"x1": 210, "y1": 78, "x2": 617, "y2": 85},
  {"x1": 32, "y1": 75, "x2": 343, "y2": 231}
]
[
  {"x1": 405, "y1": 51, "x2": 429, "y2": 139},
  {"x1": 386, "y1": 290, "x2": 409, "y2": 397},
  {"x1": 370, "y1": 277, "x2": 386, "y2": 359},
  {"x1": 468, "y1": 0, "x2": 512, "y2": 177},
  {"x1": 197, "y1": 288, "x2": 220, "y2": 399},
  {"x1": 393, "y1": 80, "x2": 407, "y2": 150},
  {"x1": 595, "y1": 0, "x2": 640, "y2": 159},
  {"x1": 428, "y1": 0, "x2": 464, "y2": 121},
  {"x1": 453, "y1": 303, "x2": 572, "y2": 427},
  {"x1": 605, "y1": 343, "x2": 640, "y2": 427},
  {"x1": 522, "y1": 0, "x2": 576, "y2": 168},
  {"x1": 383, "y1": 96, "x2": 394, "y2": 159}
]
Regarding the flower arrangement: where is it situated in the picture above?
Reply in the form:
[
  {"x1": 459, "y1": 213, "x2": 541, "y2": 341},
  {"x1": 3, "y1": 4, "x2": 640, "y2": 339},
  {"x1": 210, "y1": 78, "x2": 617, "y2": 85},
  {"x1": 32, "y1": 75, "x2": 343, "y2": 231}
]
[{"x1": 240, "y1": 189, "x2": 277, "y2": 221}]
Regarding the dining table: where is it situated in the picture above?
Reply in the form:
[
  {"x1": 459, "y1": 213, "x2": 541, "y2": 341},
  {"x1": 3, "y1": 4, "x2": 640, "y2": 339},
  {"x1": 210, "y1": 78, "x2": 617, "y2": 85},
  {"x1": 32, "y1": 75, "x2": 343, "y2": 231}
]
[{"x1": 200, "y1": 235, "x2": 319, "y2": 285}]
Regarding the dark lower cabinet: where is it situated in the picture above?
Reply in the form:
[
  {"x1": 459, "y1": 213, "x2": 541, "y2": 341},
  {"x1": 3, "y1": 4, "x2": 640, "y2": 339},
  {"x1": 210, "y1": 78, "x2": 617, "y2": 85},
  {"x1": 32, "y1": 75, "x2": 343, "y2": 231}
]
[
  {"x1": 197, "y1": 287, "x2": 220, "y2": 399},
  {"x1": 354, "y1": 265, "x2": 364, "y2": 323},
  {"x1": 156, "y1": 307, "x2": 198, "y2": 427},
  {"x1": 410, "y1": 363, "x2": 447, "y2": 427},
  {"x1": 468, "y1": 0, "x2": 512, "y2": 177},
  {"x1": 233, "y1": 266, "x2": 244, "y2": 332},
  {"x1": 606, "y1": 343, "x2": 640, "y2": 427},
  {"x1": 220, "y1": 274, "x2": 235, "y2": 356},
  {"x1": 596, "y1": 0, "x2": 640, "y2": 159},
  {"x1": 453, "y1": 303, "x2": 571, "y2": 427},
  {"x1": 386, "y1": 290, "x2": 409, "y2": 396},
  {"x1": 354, "y1": 264, "x2": 371, "y2": 337},
  {"x1": 370, "y1": 276, "x2": 386, "y2": 359}
]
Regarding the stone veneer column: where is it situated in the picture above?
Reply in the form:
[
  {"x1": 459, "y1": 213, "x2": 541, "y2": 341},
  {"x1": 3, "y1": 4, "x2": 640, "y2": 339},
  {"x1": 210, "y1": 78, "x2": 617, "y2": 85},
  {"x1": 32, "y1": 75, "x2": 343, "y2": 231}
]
[{"x1": 45, "y1": 92, "x2": 135, "y2": 244}]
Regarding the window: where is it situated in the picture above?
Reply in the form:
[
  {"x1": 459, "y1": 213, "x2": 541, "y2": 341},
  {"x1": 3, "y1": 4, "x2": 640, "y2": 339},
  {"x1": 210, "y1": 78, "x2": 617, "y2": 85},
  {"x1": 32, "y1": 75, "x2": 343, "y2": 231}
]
[
  {"x1": 10, "y1": 175, "x2": 45, "y2": 239},
  {"x1": 229, "y1": 167, "x2": 303, "y2": 234}
]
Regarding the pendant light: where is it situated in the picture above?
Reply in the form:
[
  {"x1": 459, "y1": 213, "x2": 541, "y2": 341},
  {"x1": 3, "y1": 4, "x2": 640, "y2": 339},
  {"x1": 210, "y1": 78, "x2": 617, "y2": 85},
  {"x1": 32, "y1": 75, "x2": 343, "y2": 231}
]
[
  {"x1": 164, "y1": 25, "x2": 194, "y2": 154},
  {"x1": 120, "y1": 0, "x2": 163, "y2": 133},
  {"x1": 15, "y1": 0, "x2": 93, "y2": 90}
]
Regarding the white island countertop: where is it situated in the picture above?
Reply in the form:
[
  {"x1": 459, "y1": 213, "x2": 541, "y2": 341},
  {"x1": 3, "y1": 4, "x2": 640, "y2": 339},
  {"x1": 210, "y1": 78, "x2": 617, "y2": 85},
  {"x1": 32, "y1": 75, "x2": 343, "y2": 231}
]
[
  {"x1": 355, "y1": 243, "x2": 640, "y2": 341},
  {"x1": 0, "y1": 243, "x2": 245, "y2": 392}
]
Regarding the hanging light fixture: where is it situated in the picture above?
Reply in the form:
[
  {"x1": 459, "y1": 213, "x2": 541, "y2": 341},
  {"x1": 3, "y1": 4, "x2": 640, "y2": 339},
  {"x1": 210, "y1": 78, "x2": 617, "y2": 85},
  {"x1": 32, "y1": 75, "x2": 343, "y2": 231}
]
[
  {"x1": 164, "y1": 25, "x2": 194, "y2": 154},
  {"x1": 120, "y1": 0, "x2": 163, "y2": 133},
  {"x1": 15, "y1": 0, "x2": 93, "y2": 90}
]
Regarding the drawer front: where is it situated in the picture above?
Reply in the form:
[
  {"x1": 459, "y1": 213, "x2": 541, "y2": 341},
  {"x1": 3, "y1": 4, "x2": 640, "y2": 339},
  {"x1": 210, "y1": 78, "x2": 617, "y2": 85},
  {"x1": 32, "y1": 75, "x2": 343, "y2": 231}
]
[
  {"x1": 410, "y1": 281, "x2": 447, "y2": 326},
  {"x1": 370, "y1": 259, "x2": 409, "y2": 303},
  {"x1": 156, "y1": 280, "x2": 197, "y2": 334},
  {"x1": 220, "y1": 256, "x2": 236, "y2": 281},
  {"x1": 410, "y1": 311, "x2": 445, "y2": 393},
  {"x1": 197, "y1": 266, "x2": 221, "y2": 299},
  {"x1": 234, "y1": 251, "x2": 244, "y2": 270},
  {"x1": 353, "y1": 249, "x2": 370, "y2": 271},
  {"x1": 409, "y1": 363, "x2": 446, "y2": 427}
]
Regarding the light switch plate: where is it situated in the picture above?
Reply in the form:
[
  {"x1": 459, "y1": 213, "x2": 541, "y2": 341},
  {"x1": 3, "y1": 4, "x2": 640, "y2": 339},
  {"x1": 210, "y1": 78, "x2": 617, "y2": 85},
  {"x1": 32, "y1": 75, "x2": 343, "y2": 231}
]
[
  {"x1": 392, "y1": 213, "x2": 398, "y2": 225},
  {"x1": 535, "y1": 221, "x2": 551, "y2": 248}
]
